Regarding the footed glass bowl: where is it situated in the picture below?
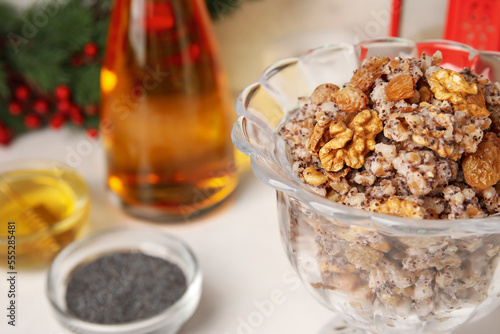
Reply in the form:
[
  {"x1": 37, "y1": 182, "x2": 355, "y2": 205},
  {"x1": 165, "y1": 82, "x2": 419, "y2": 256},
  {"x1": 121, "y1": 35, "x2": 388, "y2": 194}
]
[{"x1": 232, "y1": 38, "x2": 500, "y2": 334}]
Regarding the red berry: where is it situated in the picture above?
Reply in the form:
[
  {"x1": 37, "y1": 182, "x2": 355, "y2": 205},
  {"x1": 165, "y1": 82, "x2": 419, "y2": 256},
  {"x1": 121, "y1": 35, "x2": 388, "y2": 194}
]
[
  {"x1": 84, "y1": 105, "x2": 98, "y2": 116},
  {"x1": 0, "y1": 127, "x2": 12, "y2": 145},
  {"x1": 57, "y1": 100, "x2": 71, "y2": 113},
  {"x1": 15, "y1": 85, "x2": 30, "y2": 101},
  {"x1": 72, "y1": 56, "x2": 83, "y2": 67},
  {"x1": 86, "y1": 128, "x2": 99, "y2": 139},
  {"x1": 8, "y1": 101, "x2": 22, "y2": 115},
  {"x1": 33, "y1": 99, "x2": 50, "y2": 115},
  {"x1": 24, "y1": 114, "x2": 41, "y2": 129},
  {"x1": 83, "y1": 43, "x2": 98, "y2": 57},
  {"x1": 49, "y1": 113, "x2": 66, "y2": 129},
  {"x1": 69, "y1": 105, "x2": 81, "y2": 117},
  {"x1": 71, "y1": 110, "x2": 84, "y2": 125},
  {"x1": 55, "y1": 85, "x2": 70, "y2": 100}
]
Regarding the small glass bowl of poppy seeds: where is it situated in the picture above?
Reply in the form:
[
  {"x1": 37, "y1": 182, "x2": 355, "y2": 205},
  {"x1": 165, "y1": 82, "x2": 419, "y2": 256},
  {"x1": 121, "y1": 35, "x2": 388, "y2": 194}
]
[{"x1": 47, "y1": 227, "x2": 202, "y2": 334}]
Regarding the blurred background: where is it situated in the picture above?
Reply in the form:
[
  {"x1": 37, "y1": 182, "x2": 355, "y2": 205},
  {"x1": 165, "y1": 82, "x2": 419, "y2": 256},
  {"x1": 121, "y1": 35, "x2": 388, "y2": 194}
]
[
  {"x1": 4, "y1": 0, "x2": 449, "y2": 100},
  {"x1": 211, "y1": 0, "x2": 448, "y2": 96}
]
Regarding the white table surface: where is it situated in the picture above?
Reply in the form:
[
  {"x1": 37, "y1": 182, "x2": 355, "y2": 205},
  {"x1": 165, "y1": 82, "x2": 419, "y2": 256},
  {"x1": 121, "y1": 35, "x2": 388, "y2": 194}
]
[{"x1": 0, "y1": 128, "x2": 500, "y2": 334}]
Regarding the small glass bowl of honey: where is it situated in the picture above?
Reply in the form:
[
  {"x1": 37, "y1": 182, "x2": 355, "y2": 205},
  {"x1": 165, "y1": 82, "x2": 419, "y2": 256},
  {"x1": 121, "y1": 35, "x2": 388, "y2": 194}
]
[{"x1": 0, "y1": 159, "x2": 89, "y2": 267}]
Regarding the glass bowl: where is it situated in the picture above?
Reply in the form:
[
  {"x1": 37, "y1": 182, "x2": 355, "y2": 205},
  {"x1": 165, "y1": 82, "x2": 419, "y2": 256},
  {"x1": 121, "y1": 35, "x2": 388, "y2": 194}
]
[
  {"x1": 232, "y1": 38, "x2": 500, "y2": 334},
  {"x1": 47, "y1": 227, "x2": 202, "y2": 334},
  {"x1": 0, "y1": 159, "x2": 89, "y2": 266}
]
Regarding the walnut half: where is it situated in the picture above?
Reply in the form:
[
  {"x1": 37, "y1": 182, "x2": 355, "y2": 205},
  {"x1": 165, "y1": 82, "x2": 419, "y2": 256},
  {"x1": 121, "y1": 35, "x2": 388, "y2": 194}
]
[
  {"x1": 428, "y1": 69, "x2": 479, "y2": 105},
  {"x1": 319, "y1": 109, "x2": 383, "y2": 172}
]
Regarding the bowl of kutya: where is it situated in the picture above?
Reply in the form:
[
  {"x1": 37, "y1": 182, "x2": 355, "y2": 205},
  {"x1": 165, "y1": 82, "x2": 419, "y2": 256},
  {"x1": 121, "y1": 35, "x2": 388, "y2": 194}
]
[{"x1": 232, "y1": 38, "x2": 500, "y2": 334}]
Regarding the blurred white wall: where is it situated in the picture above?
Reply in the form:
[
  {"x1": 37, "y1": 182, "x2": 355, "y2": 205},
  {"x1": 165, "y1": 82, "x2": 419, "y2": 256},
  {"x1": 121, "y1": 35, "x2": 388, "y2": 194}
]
[
  {"x1": 4, "y1": 0, "x2": 33, "y2": 8},
  {"x1": 213, "y1": 0, "x2": 448, "y2": 95}
]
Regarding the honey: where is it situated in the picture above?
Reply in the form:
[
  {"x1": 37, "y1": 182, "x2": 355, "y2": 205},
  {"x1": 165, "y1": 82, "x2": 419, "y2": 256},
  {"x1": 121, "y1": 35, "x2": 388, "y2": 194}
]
[
  {"x1": 101, "y1": 0, "x2": 238, "y2": 219},
  {"x1": 0, "y1": 166, "x2": 89, "y2": 266}
]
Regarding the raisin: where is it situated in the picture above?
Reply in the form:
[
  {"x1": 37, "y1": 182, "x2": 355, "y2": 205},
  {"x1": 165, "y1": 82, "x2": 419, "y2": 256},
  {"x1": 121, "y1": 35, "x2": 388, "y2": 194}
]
[
  {"x1": 311, "y1": 83, "x2": 340, "y2": 105},
  {"x1": 385, "y1": 74, "x2": 416, "y2": 101},
  {"x1": 350, "y1": 56, "x2": 390, "y2": 92},
  {"x1": 334, "y1": 87, "x2": 368, "y2": 114},
  {"x1": 462, "y1": 135, "x2": 500, "y2": 190}
]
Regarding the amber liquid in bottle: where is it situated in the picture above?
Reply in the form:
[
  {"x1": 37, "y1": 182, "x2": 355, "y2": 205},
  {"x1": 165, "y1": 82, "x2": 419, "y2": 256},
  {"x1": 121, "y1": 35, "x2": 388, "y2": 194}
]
[{"x1": 101, "y1": 0, "x2": 237, "y2": 220}]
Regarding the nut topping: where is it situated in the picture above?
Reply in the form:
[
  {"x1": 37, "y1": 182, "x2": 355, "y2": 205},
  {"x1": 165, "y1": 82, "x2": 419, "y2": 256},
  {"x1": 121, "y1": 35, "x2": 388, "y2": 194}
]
[
  {"x1": 302, "y1": 167, "x2": 329, "y2": 186},
  {"x1": 428, "y1": 69, "x2": 478, "y2": 104},
  {"x1": 319, "y1": 110, "x2": 383, "y2": 172}
]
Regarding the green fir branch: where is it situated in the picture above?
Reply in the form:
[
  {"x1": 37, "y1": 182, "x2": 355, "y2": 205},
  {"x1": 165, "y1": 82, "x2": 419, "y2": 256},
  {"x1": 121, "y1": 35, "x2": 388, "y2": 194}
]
[
  {"x1": 91, "y1": 18, "x2": 110, "y2": 51},
  {"x1": 71, "y1": 65, "x2": 101, "y2": 106},
  {"x1": 84, "y1": 114, "x2": 100, "y2": 129},
  {"x1": 8, "y1": 49, "x2": 70, "y2": 92},
  {"x1": 0, "y1": 3, "x2": 19, "y2": 36},
  {"x1": 205, "y1": 0, "x2": 254, "y2": 20},
  {"x1": 21, "y1": 2, "x2": 94, "y2": 54},
  {"x1": 0, "y1": 101, "x2": 28, "y2": 134},
  {"x1": 3, "y1": 1, "x2": 96, "y2": 94},
  {"x1": 0, "y1": 63, "x2": 9, "y2": 99}
]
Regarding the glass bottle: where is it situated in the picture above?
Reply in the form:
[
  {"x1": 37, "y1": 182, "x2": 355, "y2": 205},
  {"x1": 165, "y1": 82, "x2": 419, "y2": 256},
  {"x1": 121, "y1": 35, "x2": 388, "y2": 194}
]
[{"x1": 101, "y1": 0, "x2": 238, "y2": 220}]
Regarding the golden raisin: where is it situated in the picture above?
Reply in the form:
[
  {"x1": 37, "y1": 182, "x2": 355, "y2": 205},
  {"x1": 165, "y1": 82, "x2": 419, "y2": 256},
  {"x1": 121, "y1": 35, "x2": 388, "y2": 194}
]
[
  {"x1": 334, "y1": 87, "x2": 368, "y2": 114},
  {"x1": 462, "y1": 136, "x2": 500, "y2": 190},
  {"x1": 385, "y1": 74, "x2": 416, "y2": 101},
  {"x1": 311, "y1": 83, "x2": 340, "y2": 105},
  {"x1": 350, "y1": 56, "x2": 390, "y2": 92}
]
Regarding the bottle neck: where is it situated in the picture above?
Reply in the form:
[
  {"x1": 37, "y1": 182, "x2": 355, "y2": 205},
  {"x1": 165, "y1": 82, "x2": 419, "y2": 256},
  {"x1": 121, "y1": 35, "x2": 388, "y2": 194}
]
[{"x1": 104, "y1": 0, "x2": 226, "y2": 95}]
